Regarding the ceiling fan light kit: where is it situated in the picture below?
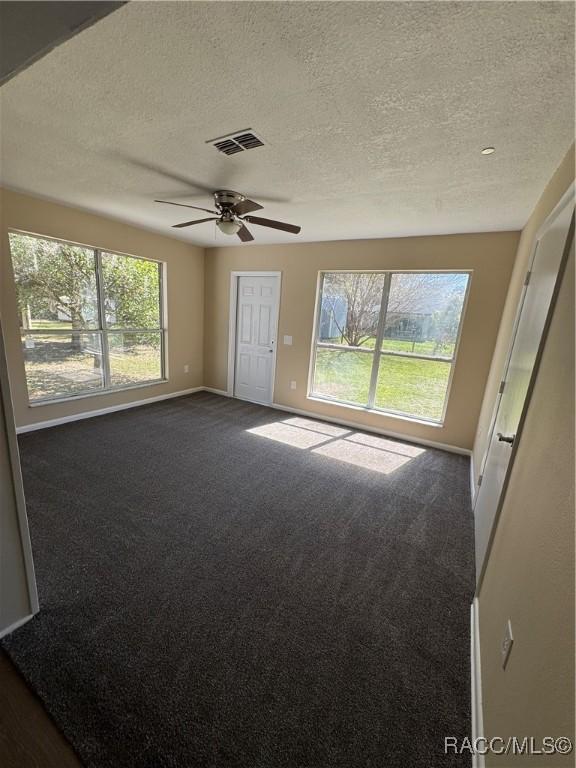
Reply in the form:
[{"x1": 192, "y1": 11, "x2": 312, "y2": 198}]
[
  {"x1": 155, "y1": 189, "x2": 301, "y2": 242},
  {"x1": 217, "y1": 219, "x2": 242, "y2": 235}
]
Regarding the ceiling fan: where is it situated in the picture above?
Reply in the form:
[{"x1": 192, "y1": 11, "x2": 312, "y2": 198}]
[{"x1": 155, "y1": 190, "x2": 301, "y2": 242}]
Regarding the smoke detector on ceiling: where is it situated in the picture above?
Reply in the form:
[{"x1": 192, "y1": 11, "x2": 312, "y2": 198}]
[{"x1": 207, "y1": 129, "x2": 266, "y2": 156}]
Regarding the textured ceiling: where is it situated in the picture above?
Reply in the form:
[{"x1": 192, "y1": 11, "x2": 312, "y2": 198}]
[
  {"x1": 0, "y1": 1, "x2": 574, "y2": 246},
  {"x1": 0, "y1": 2, "x2": 124, "y2": 85}
]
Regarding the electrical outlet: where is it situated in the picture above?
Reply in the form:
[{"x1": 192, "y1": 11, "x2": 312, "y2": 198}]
[
  {"x1": 501, "y1": 619, "x2": 514, "y2": 669},
  {"x1": 283, "y1": 335, "x2": 293, "y2": 345},
  {"x1": 184, "y1": 364, "x2": 190, "y2": 374},
  {"x1": 290, "y1": 380, "x2": 297, "y2": 390}
]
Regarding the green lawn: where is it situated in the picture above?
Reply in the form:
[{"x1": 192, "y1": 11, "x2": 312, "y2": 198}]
[
  {"x1": 313, "y1": 348, "x2": 451, "y2": 421},
  {"x1": 26, "y1": 319, "x2": 74, "y2": 330},
  {"x1": 381, "y1": 338, "x2": 454, "y2": 358},
  {"x1": 325, "y1": 336, "x2": 455, "y2": 358},
  {"x1": 22, "y1": 336, "x2": 161, "y2": 400},
  {"x1": 109, "y1": 346, "x2": 161, "y2": 386}
]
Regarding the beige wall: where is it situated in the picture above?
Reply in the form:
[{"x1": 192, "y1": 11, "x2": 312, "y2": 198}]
[
  {"x1": 472, "y1": 144, "x2": 575, "y2": 486},
  {"x1": 0, "y1": 188, "x2": 520, "y2": 450},
  {"x1": 478, "y1": 236, "x2": 574, "y2": 765},
  {"x1": 475, "y1": 144, "x2": 575, "y2": 763},
  {"x1": 204, "y1": 232, "x2": 519, "y2": 451},
  {"x1": 0, "y1": 189, "x2": 204, "y2": 428}
]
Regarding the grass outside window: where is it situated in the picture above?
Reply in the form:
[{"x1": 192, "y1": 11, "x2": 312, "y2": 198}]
[{"x1": 311, "y1": 271, "x2": 470, "y2": 423}]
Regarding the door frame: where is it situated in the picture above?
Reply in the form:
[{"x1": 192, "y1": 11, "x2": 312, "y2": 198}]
[
  {"x1": 0, "y1": 316, "x2": 39, "y2": 637},
  {"x1": 227, "y1": 271, "x2": 282, "y2": 403},
  {"x1": 474, "y1": 182, "x2": 576, "y2": 507},
  {"x1": 475, "y1": 184, "x2": 574, "y2": 590}
]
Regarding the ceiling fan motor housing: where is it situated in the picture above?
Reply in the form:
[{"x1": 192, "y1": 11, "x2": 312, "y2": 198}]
[{"x1": 214, "y1": 190, "x2": 245, "y2": 211}]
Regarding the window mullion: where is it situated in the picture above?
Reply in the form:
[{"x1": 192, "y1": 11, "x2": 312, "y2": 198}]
[
  {"x1": 367, "y1": 273, "x2": 391, "y2": 409},
  {"x1": 159, "y1": 262, "x2": 166, "y2": 380},
  {"x1": 316, "y1": 273, "x2": 326, "y2": 342},
  {"x1": 95, "y1": 249, "x2": 111, "y2": 389}
]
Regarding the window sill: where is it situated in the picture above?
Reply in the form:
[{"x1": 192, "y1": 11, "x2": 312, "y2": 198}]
[
  {"x1": 306, "y1": 394, "x2": 444, "y2": 428},
  {"x1": 28, "y1": 379, "x2": 168, "y2": 408}
]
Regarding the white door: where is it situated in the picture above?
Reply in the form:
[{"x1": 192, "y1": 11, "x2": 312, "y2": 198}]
[
  {"x1": 234, "y1": 275, "x2": 280, "y2": 404},
  {"x1": 474, "y1": 191, "x2": 574, "y2": 581}
]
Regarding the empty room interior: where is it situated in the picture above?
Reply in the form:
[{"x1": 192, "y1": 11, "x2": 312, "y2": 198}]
[{"x1": 0, "y1": 2, "x2": 574, "y2": 767}]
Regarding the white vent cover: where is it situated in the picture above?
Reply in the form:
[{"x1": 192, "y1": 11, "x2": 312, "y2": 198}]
[{"x1": 207, "y1": 129, "x2": 265, "y2": 156}]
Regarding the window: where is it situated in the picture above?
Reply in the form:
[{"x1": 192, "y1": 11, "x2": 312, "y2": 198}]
[
  {"x1": 8, "y1": 232, "x2": 165, "y2": 403},
  {"x1": 311, "y1": 271, "x2": 470, "y2": 423}
]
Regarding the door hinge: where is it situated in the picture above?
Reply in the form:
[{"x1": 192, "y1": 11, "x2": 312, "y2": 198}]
[
  {"x1": 524, "y1": 270, "x2": 532, "y2": 286},
  {"x1": 499, "y1": 380, "x2": 506, "y2": 394},
  {"x1": 478, "y1": 474, "x2": 483, "y2": 487}
]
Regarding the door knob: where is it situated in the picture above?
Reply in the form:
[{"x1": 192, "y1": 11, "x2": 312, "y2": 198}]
[{"x1": 497, "y1": 432, "x2": 515, "y2": 445}]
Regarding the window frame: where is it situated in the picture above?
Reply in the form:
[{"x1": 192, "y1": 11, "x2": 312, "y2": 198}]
[
  {"x1": 308, "y1": 269, "x2": 472, "y2": 425},
  {"x1": 8, "y1": 229, "x2": 167, "y2": 406}
]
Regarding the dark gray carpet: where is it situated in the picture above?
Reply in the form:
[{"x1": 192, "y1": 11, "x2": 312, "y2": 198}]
[{"x1": 3, "y1": 392, "x2": 475, "y2": 767}]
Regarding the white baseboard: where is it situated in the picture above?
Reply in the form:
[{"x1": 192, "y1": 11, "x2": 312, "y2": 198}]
[
  {"x1": 203, "y1": 387, "x2": 230, "y2": 397},
  {"x1": 0, "y1": 612, "x2": 35, "y2": 639},
  {"x1": 16, "y1": 387, "x2": 204, "y2": 434},
  {"x1": 470, "y1": 453, "x2": 477, "y2": 504},
  {"x1": 18, "y1": 385, "x2": 473, "y2": 457},
  {"x1": 268, "y1": 400, "x2": 471, "y2": 456},
  {"x1": 202, "y1": 389, "x2": 471, "y2": 455},
  {"x1": 470, "y1": 598, "x2": 485, "y2": 768}
]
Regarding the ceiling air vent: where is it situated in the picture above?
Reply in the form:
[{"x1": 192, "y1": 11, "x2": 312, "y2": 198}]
[
  {"x1": 234, "y1": 132, "x2": 264, "y2": 150},
  {"x1": 208, "y1": 129, "x2": 265, "y2": 156},
  {"x1": 213, "y1": 139, "x2": 244, "y2": 156}
]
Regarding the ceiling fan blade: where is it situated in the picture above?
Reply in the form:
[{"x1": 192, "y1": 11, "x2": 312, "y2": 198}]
[
  {"x1": 156, "y1": 200, "x2": 218, "y2": 215},
  {"x1": 243, "y1": 215, "x2": 301, "y2": 234},
  {"x1": 118, "y1": 156, "x2": 219, "y2": 194},
  {"x1": 112, "y1": 156, "x2": 292, "y2": 204},
  {"x1": 233, "y1": 198, "x2": 263, "y2": 216},
  {"x1": 172, "y1": 217, "x2": 219, "y2": 229},
  {"x1": 237, "y1": 224, "x2": 254, "y2": 242}
]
